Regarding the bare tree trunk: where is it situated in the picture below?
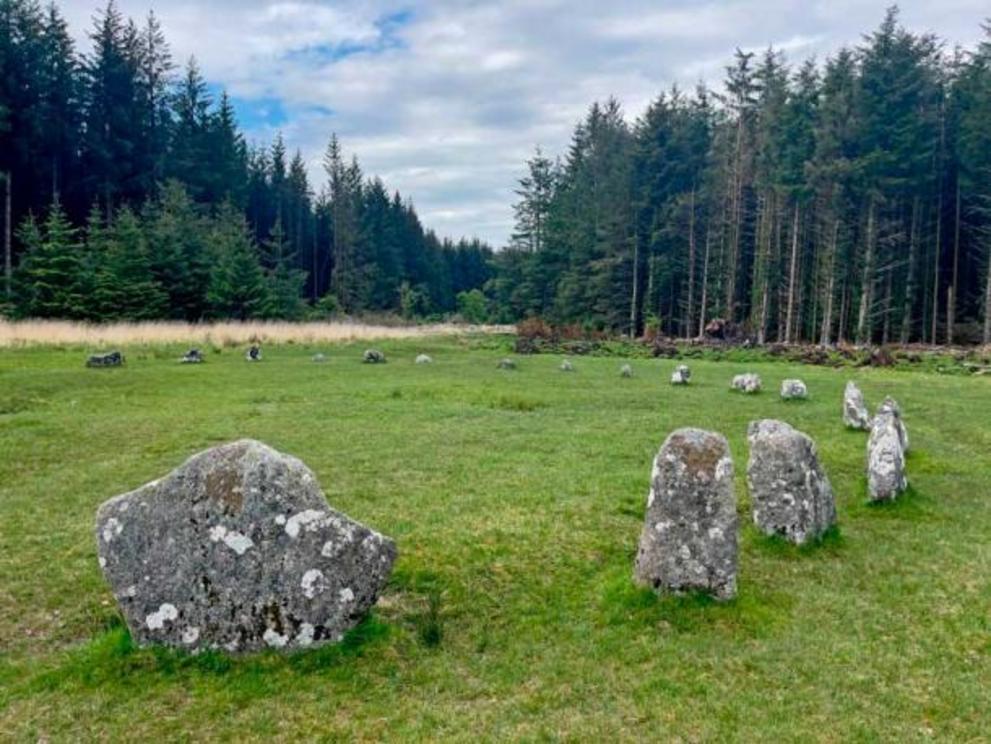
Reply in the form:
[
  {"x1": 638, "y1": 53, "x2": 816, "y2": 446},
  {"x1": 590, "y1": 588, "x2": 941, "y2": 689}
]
[
  {"x1": 947, "y1": 286, "x2": 954, "y2": 347},
  {"x1": 820, "y1": 216, "x2": 840, "y2": 346},
  {"x1": 900, "y1": 197, "x2": 920, "y2": 344},
  {"x1": 785, "y1": 201, "x2": 801, "y2": 343},
  {"x1": 3, "y1": 172, "x2": 10, "y2": 301},
  {"x1": 725, "y1": 118, "x2": 746, "y2": 320},
  {"x1": 882, "y1": 270, "x2": 893, "y2": 345},
  {"x1": 856, "y1": 195, "x2": 877, "y2": 345},
  {"x1": 931, "y1": 188, "x2": 942, "y2": 345},
  {"x1": 629, "y1": 231, "x2": 640, "y2": 338},
  {"x1": 685, "y1": 187, "x2": 697, "y2": 339},
  {"x1": 750, "y1": 191, "x2": 771, "y2": 344},
  {"x1": 949, "y1": 179, "x2": 961, "y2": 345},
  {"x1": 984, "y1": 252, "x2": 991, "y2": 344},
  {"x1": 698, "y1": 226, "x2": 712, "y2": 339}
]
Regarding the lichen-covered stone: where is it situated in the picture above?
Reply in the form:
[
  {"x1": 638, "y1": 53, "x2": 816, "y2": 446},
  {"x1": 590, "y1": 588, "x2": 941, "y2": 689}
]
[
  {"x1": 843, "y1": 381, "x2": 871, "y2": 430},
  {"x1": 876, "y1": 396, "x2": 909, "y2": 452},
  {"x1": 245, "y1": 345, "x2": 262, "y2": 361},
  {"x1": 620, "y1": 364, "x2": 633, "y2": 378},
  {"x1": 498, "y1": 358, "x2": 516, "y2": 370},
  {"x1": 746, "y1": 420, "x2": 836, "y2": 544},
  {"x1": 780, "y1": 379, "x2": 808, "y2": 400},
  {"x1": 415, "y1": 354, "x2": 432, "y2": 364},
  {"x1": 363, "y1": 349, "x2": 386, "y2": 364},
  {"x1": 312, "y1": 353, "x2": 327, "y2": 363},
  {"x1": 671, "y1": 364, "x2": 691, "y2": 385},
  {"x1": 180, "y1": 349, "x2": 204, "y2": 364},
  {"x1": 560, "y1": 359, "x2": 575, "y2": 372},
  {"x1": 95, "y1": 440, "x2": 396, "y2": 654},
  {"x1": 87, "y1": 351, "x2": 123, "y2": 368},
  {"x1": 634, "y1": 428, "x2": 738, "y2": 600},
  {"x1": 867, "y1": 411, "x2": 908, "y2": 502},
  {"x1": 731, "y1": 373, "x2": 762, "y2": 394}
]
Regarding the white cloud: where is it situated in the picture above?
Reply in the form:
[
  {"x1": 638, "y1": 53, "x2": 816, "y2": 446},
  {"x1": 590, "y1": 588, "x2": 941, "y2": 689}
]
[{"x1": 58, "y1": 0, "x2": 990, "y2": 246}]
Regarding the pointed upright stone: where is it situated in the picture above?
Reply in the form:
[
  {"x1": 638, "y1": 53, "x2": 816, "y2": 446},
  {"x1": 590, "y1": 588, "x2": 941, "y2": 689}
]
[
  {"x1": 868, "y1": 411, "x2": 908, "y2": 502},
  {"x1": 843, "y1": 381, "x2": 871, "y2": 430}
]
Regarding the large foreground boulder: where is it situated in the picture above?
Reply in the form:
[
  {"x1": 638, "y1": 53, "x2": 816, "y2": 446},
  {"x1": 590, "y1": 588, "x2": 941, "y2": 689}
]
[
  {"x1": 843, "y1": 382, "x2": 871, "y2": 430},
  {"x1": 746, "y1": 420, "x2": 836, "y2": 544},
  {"x1": 95, "y1": 440, "x2": 396, "y2": 653},
  {"x1": 867, "y1": 412, "x2": 908, "y2": 502},
  {"x1": 634, "y1": 428, "x2": 738, "y2": 600}
]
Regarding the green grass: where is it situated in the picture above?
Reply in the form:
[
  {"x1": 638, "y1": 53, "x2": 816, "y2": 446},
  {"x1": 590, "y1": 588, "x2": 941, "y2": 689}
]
[{"x1": 1, "y1": 337, "x2": 990, "y2": 741}]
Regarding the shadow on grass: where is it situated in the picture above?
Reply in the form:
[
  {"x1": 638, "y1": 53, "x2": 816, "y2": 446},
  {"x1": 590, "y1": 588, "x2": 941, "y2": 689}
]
[
  {"x1": 598, "y1": 571, "x2": 791, "y2": 639},
  {"x1": 746, "y1": 524, "x2": 845, "y2": 559},
  {"x1": 859, "y1": 483, "x2": 936, "y2": 521},
  {"x1": 25, "y1": 611, "x2": 392, "y2": 698}
]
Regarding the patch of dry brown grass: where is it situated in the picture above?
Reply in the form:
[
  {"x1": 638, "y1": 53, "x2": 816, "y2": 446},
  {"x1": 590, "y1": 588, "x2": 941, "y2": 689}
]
[{"x1": 0, "y1": 319, "x2": 511, "y2": 348}]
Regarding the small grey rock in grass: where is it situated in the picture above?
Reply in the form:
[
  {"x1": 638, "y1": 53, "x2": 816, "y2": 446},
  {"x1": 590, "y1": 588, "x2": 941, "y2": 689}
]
[
  {"x1": 843, "y1": 381, "x2": 871, "y2": 430},
  {"x1": 634, "y1": 428, "x2": 738, "y2": 601},
  {"x1": 95, "y1": 439, "x2": 396, "y2": 654},
  {"x1": 560, "y1": 359, "x2": 575, "y2": 372},
  {"x1": 876, "y1": 397, "x2": 909, "y2": 452},
  {"x1": 312, "y1": 353, "x2": 327, "y2": 363},
  {"x1": 363, "y1": 349, "x2": 386, "y2": 364},
  {"x1": 86, "y1": 351, "x2": 123, "y2": 368},
  {"x1": 671, "y1": 364, "x2": 691, "y2": 385},
  {"x1": 415, "y1": 354, "x2": 432, "y2": 365},
  {"x1": 867, "y1": 411, "x2": 908, "y2": 502},
  {"x1": 780, "y1": 379, "x2": 808, "y2": 400},
  {"x1": 246, "y1": 345, "x2": 262, "y2": 361},
  {"x1": 731, "y1": 373, "x2": 762, "y2": 394},
  {"x1": 180, "y1": 349, "x2": 204, "y2": 364},
  {"x1": 620, "y1": 364, "x2": 633, "y2": 378},
  {"x1": 498, "y1": 358, "x2": 517, "y2": 370},
  {"x1": 746, "y1": 420, "x2": 836, "y2": 544}
]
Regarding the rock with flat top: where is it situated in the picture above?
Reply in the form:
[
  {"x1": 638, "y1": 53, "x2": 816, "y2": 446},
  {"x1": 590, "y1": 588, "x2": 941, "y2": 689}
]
[
  {"x1": 95, "y1": 439, "x2": 396, "y2": 654},
  {"x1": 634, "y1": 428, "x2": 737, "y2": 600},
  {"x1": 746, "y1": 419, "x2": 836, "y2": 544},
  {"x1": 87, "y1": 351, "x2": 123, "y2": 368},
  {"x1": 843, "y1": 382, "x2": 871, "y2": 430},
  {"x1": 780, "y1": 379, "x2": 807, "y2": 400},
  {"x1": 415, "y1": 354, "x2": 432, "y2": 364},
  {"x1": 731, "y1": 373, "x2": 762, "y2": 394},
  {"x1": 671, "y1": 364, "x2": 691, "y2": 385}
]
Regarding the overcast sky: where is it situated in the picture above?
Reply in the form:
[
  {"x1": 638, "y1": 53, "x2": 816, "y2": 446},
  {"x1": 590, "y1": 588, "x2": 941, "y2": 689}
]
[{"x1": 58, "y1": 1, "x2": 989, "y2": 246}]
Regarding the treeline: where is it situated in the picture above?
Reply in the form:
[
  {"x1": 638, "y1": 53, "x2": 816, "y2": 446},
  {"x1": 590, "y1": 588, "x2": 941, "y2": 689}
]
[
  {"x1": 0, "y1": 0, "x2": 492, "y2": 321},
  {"x1": 494, "y1": 8, "x2": 991, "y2": 345}
]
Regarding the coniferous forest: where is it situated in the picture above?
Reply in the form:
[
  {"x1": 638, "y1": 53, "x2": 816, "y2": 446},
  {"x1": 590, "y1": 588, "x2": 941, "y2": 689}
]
[
  {"x1": 0, "y1": 0, "x2": 493, "y2": 322},
  {"x1": 499, "y1": 8, "x2": 991, "y2": 345},
  {"x1": 2, "y1": 3, "x2": 991, "y2": 344}
]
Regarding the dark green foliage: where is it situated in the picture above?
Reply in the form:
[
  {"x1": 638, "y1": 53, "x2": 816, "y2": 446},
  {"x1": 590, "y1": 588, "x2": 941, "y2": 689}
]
[
  {"x1": 12, "y1": 202, "x2": 86, "y2": 318},
  {"x1": 1, "y1": 0, "x2": 493, "y2": 320}
]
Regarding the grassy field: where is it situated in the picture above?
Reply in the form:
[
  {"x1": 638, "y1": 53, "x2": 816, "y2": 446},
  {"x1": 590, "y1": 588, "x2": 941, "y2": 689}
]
[{"x1": 1, "y1": 336, "x2": 989, "y2": 741}]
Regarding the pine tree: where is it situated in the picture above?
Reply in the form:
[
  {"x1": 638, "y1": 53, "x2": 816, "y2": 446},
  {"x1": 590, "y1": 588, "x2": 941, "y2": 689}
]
[
  {"x1": 14, "y1": 200, "x2": 87, "y2": 318},
  {"x1": 206, "y1": 202, "x2": 271, "y2": 319}
]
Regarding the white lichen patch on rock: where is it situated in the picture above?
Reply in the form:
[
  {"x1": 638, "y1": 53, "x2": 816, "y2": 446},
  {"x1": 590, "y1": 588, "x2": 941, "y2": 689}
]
[
  {"x1": 301, "y1": 568, "x2": 327, "y2": 599},
  {"x1": 101, "y1": 517, "x2": 123, "y2": 543},
  {"x1": 146, "y1": 603, "x2": 178, "y2": 630},
  {"x1": 182, "y1": 626, "x2": 200, "y2": 645},
  {"x1": 263, "y1": 628, "x2": 289, "y2": 648},
  {"x1": 208, "y1": 524, "x2": 254, "y2": 555},
  {"x1": 338, "y1": 587, "x2": 355, "y2": 603}
]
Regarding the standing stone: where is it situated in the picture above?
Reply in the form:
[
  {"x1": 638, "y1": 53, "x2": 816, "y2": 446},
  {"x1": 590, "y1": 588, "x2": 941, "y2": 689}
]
[
  {"x1": 876, "y1": 397, "x2": 909, "y2": 452},
  {"x1": 180, "y1": 349, "x2": 204, "y2": 364},
  {"x1": 363, "y1": 349, "x2": 386, "y2": 364},
  {"x1": 843, "y1": 381, "x2": 871, "y2": 430},
  {"x1": 560, "y1": 359, "x2": 575, "y2": 372},
  {"x1": 671, "y1": 364, "x2": 691, "y2": 385},
  {"x1": 498, "y1": 358, "x2": 516, "y2": 370},
  {"x1": 620, "y1": 364, "x2": 633, "y2": 378},
  {"x1": 95, "y1": 439, "x2": 397, "y2": 653},
  {"x1": 312, "y1": 353, "x2": 327, "y2": 363},
  {"x1": 87, "y1": 351, "x2": 124, "y2": 368},
  {"x1": 746, "y1": 420, "x2": 836, "y2": 544},
  {"x1": 634, "y1": 428, "x2": 738, "y2": 600},
  {"x1": 867, "y1": 411, "x2": 908, "y2": 502},
  {"x1": 246, "y1": 345, "x2": 262, "y2": 361},
  {"x1": 780, "y1": 379, "x2": 808, "y2": 400},
  {"x1": 731, "y1": 373, "x2": 762, "y2": 394},
  {"x1": 415, "y1": 354, "x2": 432, "y2": 364}
]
